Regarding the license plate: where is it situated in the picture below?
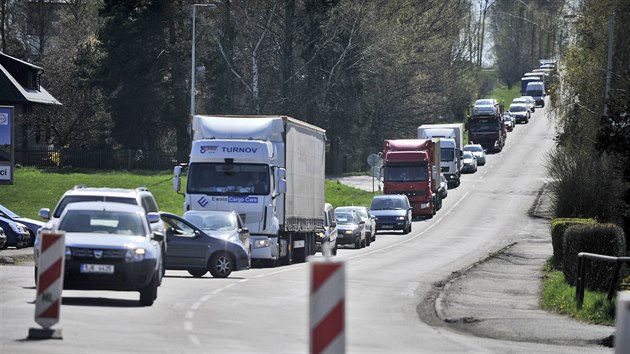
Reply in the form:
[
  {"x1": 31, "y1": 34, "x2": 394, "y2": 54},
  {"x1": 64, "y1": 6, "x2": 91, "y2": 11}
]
[
  {"x1": 382, "y1": 225, "x2": 394, "y2": 229},
  {"x1": 80, "y1": 264, "x2": 114, "y2": 274}
]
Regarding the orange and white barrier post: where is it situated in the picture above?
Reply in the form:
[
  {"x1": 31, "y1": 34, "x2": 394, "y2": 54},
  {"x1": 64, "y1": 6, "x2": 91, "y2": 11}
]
[
  {"x1": 310, "y1": 261, "x2": 345, "y2": 354},
  {"x1": 28, "y1": 232, "x2": 65, "y2": 339}
]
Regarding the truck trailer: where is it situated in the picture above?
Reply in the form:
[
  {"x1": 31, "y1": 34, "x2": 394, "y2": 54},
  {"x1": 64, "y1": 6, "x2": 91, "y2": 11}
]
[
  {"x1": 382, "y1": 139, "x2": 441, "y2": 218},
  {"x1": 417, "y1": 124, "x2": 464, "y2": 187},
  {"x1": 173, "y1": 115, "x2": 326, "y2": 265}
]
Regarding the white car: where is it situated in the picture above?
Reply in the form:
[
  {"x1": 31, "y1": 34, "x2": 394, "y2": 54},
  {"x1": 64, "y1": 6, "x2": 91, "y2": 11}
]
[
  {"x1": 472, "y1": 99, "x2": 499, "y2": 116},
  {"x1": 461, "y1": 151, "x2": 478, "y2": 173},
  {"x1": 35, "y1": 202, "x2": 164, "y2": 306},
  {"x1": 463, "y1": 144, "x2": 486, "y2": 166},
  {"x1": 438, "y1": 174, "x2": 448, "y2": 200}
]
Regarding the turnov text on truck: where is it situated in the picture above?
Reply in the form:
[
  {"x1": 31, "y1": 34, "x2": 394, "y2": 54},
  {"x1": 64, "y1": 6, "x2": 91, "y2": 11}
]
[
  {"x1": 417, "y1": 124, "x2": 464, "y2": 188},
  {"x1": 382, "y1": 139, "x2": 442, "y2": 218},
  {"x1": 173, "y1": 115, "x2": 326, "y2": 265},
  {"x1": 466, "y1": 106, "x2": 507, "y2": 153}
]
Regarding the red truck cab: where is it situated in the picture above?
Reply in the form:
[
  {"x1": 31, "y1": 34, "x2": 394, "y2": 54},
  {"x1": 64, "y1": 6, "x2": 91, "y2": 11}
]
[{"x1": 382, "y1": 139, "x2": 441, "y2": 218}]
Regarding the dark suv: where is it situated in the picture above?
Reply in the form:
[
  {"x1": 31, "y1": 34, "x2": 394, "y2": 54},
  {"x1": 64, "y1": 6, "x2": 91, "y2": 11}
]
[{"x1": 368, "y1": 195, "x2": 413, "y2": 234}]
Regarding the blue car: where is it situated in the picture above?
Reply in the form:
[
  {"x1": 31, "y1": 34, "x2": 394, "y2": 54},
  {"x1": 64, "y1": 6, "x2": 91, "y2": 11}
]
[
  {"x1": 0, "y1": 204, "x2": 45, "y2": 246},
  {"x1": 0, "y1": 216, "x2": 30, "y2": 249},
  {"x1": 369, "y1": 195, "x2": 413, "y2": 234}
]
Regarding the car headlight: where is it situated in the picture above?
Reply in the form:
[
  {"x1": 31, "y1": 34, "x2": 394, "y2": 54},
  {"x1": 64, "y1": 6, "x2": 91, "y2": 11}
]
[
  {"x1": 65, "y1": 247, "x2": 72, "y2": 260},
  {"x1": 253, "y1": 239, "x2": 270, "y2": 249},
  {"x1": 316, "y1": 232, "x2": 324, "y2": 239},
  {"x1": 125, "y1": 248, "x2": 146, "y2": 262},
  {"x1": 396, "y1": 216, "x2": 405, "y2": 220},
  {"x1": 344, "y1": 230, "x2": 353, "y2": 235}
]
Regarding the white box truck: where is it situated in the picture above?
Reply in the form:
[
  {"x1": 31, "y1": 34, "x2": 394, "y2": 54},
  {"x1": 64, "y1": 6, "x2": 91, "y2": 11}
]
[
  {"x1": 417, "y1": 123, "x2": 464, "y2": 187},
  {"x1": 173, "y1": 115, "x2": 326, "y2": 265}
]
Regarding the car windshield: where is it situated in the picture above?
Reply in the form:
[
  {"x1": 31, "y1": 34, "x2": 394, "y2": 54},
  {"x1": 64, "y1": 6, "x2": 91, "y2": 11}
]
[
  {"x1": 338, "y1": 207, "x2": 367, "y2": 220},
  {"x1": 527, "y1": 90, "x2": 543, "y2": 96},
  {"x1": 383, "y1": 163, "x2": 429, "y2": 182},
  {"x1": 0, "y1": 204, "x2": 19, "y2": 218},
  {"x1": 468, "y1": 120, "x2": 499, "y2": 132},
  {"x1": 184, "y1": 212, "x2": 236, "y2": 231},
  {"x1": 475, "y1": 100, "x2": 494, "y2": 105},
  {"x1": 463, "y1": 152, "x2": 474, "y2": 159},
  {"x1": 464, "y1": 145, "x2": 483, "y2": 152},
  {"x1": 510, "y1": 106, "x2": 526, "y2": 112},
  {"x1": 334, "y1": 212, "x2": 356, "y2": 225},
  {"x1": 58, "y1": 210, "x2": 145, "y2": 235},
  {"x1": 187, "y1": 163, "x2": 270, "y2": 196},
  {"x1": 53, "y1": 196, "x2": 136, "y2": 218},
  {"x1": 370, "y1": 198, "x2": 406, "y2": 210}
]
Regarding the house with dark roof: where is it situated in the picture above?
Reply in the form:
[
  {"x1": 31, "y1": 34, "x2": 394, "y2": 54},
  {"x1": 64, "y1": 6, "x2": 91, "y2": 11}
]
[{"x1": 0, "y1": 51, "x2": 61, "y2": 152}]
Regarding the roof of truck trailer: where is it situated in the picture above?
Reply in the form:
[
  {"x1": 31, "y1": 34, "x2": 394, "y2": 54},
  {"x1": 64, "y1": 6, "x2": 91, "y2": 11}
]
[
  {"x1": 193, "y1": 115, "x2": 326, "y2": 134},
  {"x1": 384, "y1": 139, "x2": 432, "y2": 151}
]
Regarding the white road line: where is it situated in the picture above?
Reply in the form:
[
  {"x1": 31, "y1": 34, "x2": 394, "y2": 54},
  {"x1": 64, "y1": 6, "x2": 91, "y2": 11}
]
[{"x1": 188, "y1": 335, "x2": 201, "y2": 346}]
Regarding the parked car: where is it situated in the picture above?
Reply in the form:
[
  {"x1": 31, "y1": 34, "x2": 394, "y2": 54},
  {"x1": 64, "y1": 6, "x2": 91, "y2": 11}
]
[
  {"x1": 335, "y1": 206, "x2": 376, "y2": 244},
  {"x1": 508, "y1": 103, "x2": 531, "y2": 124},
  {"x1": 0, "y1": 216, "x2": 30, "y2": 249},
  {"x1": 463, "y1": 144, "x2": 486, "y2": 166},
  {"x1": 37, "y1": 186, "x2": 167, "y2": 276},
  {"x1": 316, "y1": 203, "x2": 338, "y2": 256},
  {"x1": 438, "y1": 174, "x2": 448, "y2": 200},
  {"x1": 0, "y1": 203, "x2": 45, "y2": 246},
  {"x1": 0, "y1": 226, "x2": 7, "y2": 249},
  {"x1": 334, "y1": 209, "x2": 366, "y2": 249},
  {"x1": 472, "y1": 99, "x2": 500, "y2": 116},
  {"x1": 368, "y1": 194, "x2": 412, "y2": 234},
  {"x1": 461, "y1": 151, "x2": 478, "y2": 173},
  {"x1": 37, "y1": 202, "x2": 164, "y2": 306},
  {"x1": 512, "y1": 96, "x2": 535, "y2": 113},
  {"x1": 161, "y1": 211, "x2": 251, "y2": 278}
]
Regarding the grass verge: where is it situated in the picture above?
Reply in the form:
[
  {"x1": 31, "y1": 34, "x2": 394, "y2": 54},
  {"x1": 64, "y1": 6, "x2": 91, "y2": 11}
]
[
  {"x1": 491, "y1": 84, "x2": 522, "y2": 109},
  {"x1": 540, "y1": 261, "x2": 616, "y2": 325},
  {"x1": 3, "y1": 167, "x2": 375, "y2": 219}
]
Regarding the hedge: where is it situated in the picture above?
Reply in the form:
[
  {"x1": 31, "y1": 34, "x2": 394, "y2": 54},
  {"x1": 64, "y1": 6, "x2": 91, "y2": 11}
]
[
  {"x1": 550, "y1": 218, "x2": 596, "y2": 270},
  {"x1": 562, "y1": 223, "x2": 626, "y2": 291}
]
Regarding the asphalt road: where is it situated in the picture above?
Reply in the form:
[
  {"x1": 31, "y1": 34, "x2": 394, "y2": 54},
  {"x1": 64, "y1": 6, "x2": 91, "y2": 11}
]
[{"x1": 0, "y1": 98, "x2": 615, "y2": 353}]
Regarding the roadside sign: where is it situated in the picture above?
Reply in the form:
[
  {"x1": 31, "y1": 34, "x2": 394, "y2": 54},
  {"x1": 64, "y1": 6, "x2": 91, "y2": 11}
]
[
  {"x1": 0, "y1": 106, "x2": 14, "y2": 185},
  {"x1": 367, "y1": 153, "x2": 379, "y2": 166}
]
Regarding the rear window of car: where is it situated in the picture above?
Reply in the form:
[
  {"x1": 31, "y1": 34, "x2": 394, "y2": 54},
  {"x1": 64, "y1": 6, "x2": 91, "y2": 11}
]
[
  {"x1": 464, "y1": 145, "x2": 483, "y2": 152},
  {"x1": 54, "y1": 196, "x2": 136, "y2": 218}
]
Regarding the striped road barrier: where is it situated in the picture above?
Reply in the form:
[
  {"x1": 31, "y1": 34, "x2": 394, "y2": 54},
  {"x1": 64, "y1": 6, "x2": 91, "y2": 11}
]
[
  {"x1": 310, "y1": 261, "x2": 345, "y2": 354},
  {"x1": 28, "y1": 231, "x2": 65, "y2": 339}
]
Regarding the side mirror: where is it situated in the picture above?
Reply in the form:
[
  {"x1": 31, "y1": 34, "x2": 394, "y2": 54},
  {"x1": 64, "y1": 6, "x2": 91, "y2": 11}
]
[
  {"x1": 38, "y1": 208, "x2": 51, "y2": 220},
  {"x1": 239, "y1": 228, "x2": 249, "y2": 234},
  {"x1": 152, "y1": 232, "x2": 164, "y2": 242},
  {"x1": 147, "y1": 212, "x2": 161, "y2": 224}
]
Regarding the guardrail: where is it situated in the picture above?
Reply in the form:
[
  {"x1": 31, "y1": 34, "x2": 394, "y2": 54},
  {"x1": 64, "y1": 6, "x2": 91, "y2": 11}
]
[{"x1": 575, "y1": 252, "x2": 630, "y2": 309}]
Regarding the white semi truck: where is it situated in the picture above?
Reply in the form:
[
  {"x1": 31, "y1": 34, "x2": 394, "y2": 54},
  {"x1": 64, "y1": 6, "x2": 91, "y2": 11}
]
[
  {"x1": 417, "y1": 123, "x2": 464, "y2": 187},
  {"x1": 173, "y1": 115, "x2": 326, "y2": 265}
]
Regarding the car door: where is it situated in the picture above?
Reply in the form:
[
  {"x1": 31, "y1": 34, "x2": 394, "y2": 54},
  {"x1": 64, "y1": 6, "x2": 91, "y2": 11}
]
[{"x1": 161, "y1": 213, "x2": 208, "y2": 268}]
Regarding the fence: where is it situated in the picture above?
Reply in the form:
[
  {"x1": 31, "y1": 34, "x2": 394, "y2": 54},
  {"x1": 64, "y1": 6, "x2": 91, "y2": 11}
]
[
  {"x1": 575, "y1": 252, "x2": 630, "y2": 309},
  {"x1": 15, "y1": 148, "x2": 183, "y2": 171}
]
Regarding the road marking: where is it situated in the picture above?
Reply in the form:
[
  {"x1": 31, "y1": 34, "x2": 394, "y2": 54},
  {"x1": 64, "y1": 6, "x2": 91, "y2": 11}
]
[
  {"x1": 185, "y1": 311, "x2": 194, "y2": 319},
  {"x1": 188, "y1": 334, "x2": 200, "y2": 346},
  {"x1": 184, "y1": 321, "x2": 194, "y2": 330}
]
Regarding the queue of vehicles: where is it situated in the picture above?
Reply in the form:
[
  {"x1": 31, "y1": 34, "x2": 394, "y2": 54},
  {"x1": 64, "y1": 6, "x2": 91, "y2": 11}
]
[{"x1": 6, "y1": 62, "x2": 557, "y2": 305}]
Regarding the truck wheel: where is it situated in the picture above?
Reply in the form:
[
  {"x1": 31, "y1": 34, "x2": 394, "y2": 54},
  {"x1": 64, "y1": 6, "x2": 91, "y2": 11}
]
[{"x1": 209, "y1": 252, "x2": 234, "y2": 278}]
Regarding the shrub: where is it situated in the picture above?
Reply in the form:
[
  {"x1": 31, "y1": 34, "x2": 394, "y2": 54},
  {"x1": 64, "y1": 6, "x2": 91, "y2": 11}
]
[
  {"x1": 550, "y1": 218, "x2": 596, "y2": 270},
  {"x1": 563, "y1": 223, "x2": 626, "y2": 291}
]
